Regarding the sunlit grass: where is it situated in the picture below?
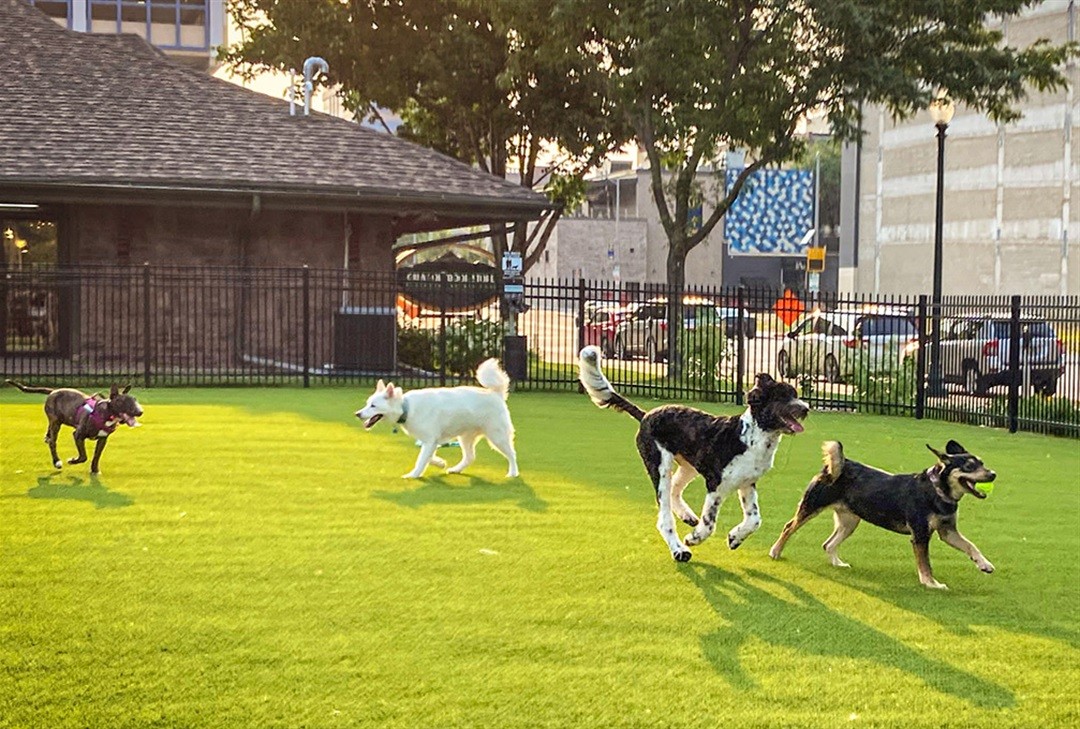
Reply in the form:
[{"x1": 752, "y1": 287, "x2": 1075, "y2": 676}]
[{"x1": 2, "y1": 388, "x2": 1078, "y2": 728}]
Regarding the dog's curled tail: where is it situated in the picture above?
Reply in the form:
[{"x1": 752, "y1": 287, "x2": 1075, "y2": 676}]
[
  {"x1": 475, "y1": 358, "x2": 511, "y2": 400},
  {"x1": 5, "y1": 379, "x2": 54, "y2": 395},
  {"x1": 578, "y1": 346, "x2": 646, "y2": 422},
  {"x1": 821, "y1": 441, "x2": 845, "y2": 482}
]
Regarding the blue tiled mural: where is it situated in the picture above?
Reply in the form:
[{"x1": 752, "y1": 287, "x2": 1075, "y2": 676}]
[{"x1": 725, "y1": 168, "x2": 814, "y2": 254}]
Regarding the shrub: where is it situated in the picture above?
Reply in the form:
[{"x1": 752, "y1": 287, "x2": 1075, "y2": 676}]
[
  {"x1": 675, "y1": 323, "x2": 732, "y2": 397},
  {"x1": 847, "y1": 343, "x2": 917, "y2": 414},
  {"x1": 397, "y1": 317, "x2": 503, "y2": 376},
  {"x1": 397, "y1": 322, "x2": 436, "y2": 371},
  {"x1": 441, "y1": 317, "x2": 503, "y2": 375}
]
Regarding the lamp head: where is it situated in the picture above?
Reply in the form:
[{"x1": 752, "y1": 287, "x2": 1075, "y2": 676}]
[{"x1": 929, "y1": 92, "x2": 955, "y2": 127}]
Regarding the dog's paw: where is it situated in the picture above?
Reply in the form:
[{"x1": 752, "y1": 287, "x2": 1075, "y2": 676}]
[
  {"x1": 829, "y1": 558, "x2": 851, "y2": 568},
  {"x1": 506, "y1": 469, "x2": 519, "y2": 478},
  {"x1": 921, "y1": 579, "x2": 948, "y2": 590},
  {"x1": 977, "y1": 560, "x2": 995, "y2": 574},
  {"x1": 672, "y1": 549, "x2": 692, "y2": 563},
  {"x1": 768, "y1": 545, "x2": 782, "y2": 560},
  {"x1": 684, "y1": 532, "x2": 704, "y2": 547},
  {"x1": 401, "y1": 472, "x2": 423, "y2": 479},
  {"x1": 727, "y1": 532, "x2": 746, "y2": 550},
  {"x1": 680, "y1": 514, "x2": 699, "y2": 527},
  {"x1": 53, "y1": 460, "x2": 62, "y2": 469}
]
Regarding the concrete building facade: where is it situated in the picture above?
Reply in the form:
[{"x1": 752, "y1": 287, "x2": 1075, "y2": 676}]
[
  {"x1": 27, "y1": 0, "x2": 226, "y2": 69},
  {"x1": 840, "y1": 2, "x2": 1078, "y2": 296},
  {"x1": 532, "y1": 166, "x2": 728, "y2": 287}
]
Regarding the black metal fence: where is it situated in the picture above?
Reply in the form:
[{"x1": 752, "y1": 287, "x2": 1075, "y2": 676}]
[{"x1": 3, "y1": 265, "x2": 1078, "y2": 437}]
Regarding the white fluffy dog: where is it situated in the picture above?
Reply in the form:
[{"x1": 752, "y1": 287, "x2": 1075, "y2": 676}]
[{"x1": 355, "y1": 358, "x2": 519, "y2": 479}]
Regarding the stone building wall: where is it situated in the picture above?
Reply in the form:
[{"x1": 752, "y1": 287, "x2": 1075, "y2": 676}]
[
  {"x1": 850, "y1": 3, "x2": 1078, "y2": 296},
  {"x1": 533, "y1": 216, "x2": 649, "y2": 282}
]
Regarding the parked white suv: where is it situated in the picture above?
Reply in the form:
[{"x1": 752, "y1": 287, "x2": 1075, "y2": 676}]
[{"x1": 777, "y1": 306, "x2": 917, "y2": 383}]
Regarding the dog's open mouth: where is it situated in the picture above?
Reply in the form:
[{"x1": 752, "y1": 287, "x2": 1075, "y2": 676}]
[
  {"x1": 782, "y1": 409, "x2": 807, "y2": 434},
  {"x1": 364, "y1": 414, "x2": 383, "y2": 429},
  {"x1": 959, "y1": 476, "x2": 990, "y2": 499},
  {"x1": 120, "y1": 413, "x2": 140, "y2": 428}
]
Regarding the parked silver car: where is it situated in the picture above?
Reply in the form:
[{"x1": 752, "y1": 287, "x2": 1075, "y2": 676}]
[
  {"x1": 936, "y1": 314, "x2": 1065, "y2": 395},
  {"x1": 777, "y1": 306, "x2": 917, "y2": 382}
]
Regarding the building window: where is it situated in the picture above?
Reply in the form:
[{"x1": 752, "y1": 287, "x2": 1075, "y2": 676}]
[
  {"x1": 28, "y1": 0, "x2": 72, "y2": 28},
  {"x1": 88, "y1": 0, "x2": 209, "y2": 50},
  {"x1": 3, "y1": 218, "x2": 60, "y2": 354}
]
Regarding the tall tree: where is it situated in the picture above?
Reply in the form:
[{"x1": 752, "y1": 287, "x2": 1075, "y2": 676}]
[
  {"x1": 562, "y1": 0, "x2": 1075, "y2": 290},
  {"x1": 221, "y1": 0, "x2": 629, "y2": 271}
]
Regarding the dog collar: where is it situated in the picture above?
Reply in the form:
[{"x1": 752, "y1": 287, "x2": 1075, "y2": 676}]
[
  {"x1": 926, "y1": 465, "x2": 958, "y2": 504},
  {"x1": 396, "y1": 400, "x2": 409, "y2": 425}
]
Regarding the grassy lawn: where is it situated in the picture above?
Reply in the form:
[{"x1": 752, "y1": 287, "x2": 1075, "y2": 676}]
[{"x1": 1, "y1": 387, "x2": 1078, "y2": 728}]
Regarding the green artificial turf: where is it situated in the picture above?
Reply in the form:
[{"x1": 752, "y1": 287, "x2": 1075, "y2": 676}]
[{"x1": 1, "y1": 387, "x2": 1078, "y2": 728}]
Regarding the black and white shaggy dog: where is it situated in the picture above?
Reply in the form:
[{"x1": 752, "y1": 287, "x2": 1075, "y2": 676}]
[
  {"x1": 578, "y1": 345, "x2": 809, "y2": 562},
  {"x1": 768, "y1": 440, "x2": 997, "y2": 589}
]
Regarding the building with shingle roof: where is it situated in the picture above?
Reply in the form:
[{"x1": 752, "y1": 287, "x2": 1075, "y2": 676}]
[
  {"x1": 0, "y1": 0, "x2": 553, "y2": 374},
  {"x1": 0, "y1": 0, "x2": 552, "y2": 270}
]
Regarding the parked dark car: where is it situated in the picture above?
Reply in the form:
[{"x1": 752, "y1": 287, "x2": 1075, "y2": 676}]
[{"x1": 613, "y1": 296, "x2": 756, "y2": 361}]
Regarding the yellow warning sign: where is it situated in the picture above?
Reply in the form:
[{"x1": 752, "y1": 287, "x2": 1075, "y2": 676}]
[{"x1": 806, "y1": 246, "x2": 826, "y2": 273}]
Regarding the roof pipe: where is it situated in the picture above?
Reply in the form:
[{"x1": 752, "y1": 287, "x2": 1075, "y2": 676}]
[
  {"x1": 288, "y1": 68, "x2": 297, "y2": 116},
  {"x1": 302, "y1": 56, "x2": 329, "y2": 116}
]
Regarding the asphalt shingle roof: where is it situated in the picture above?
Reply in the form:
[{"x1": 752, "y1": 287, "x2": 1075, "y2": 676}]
[{"x1": 0, "y1": 0, "x2": 551, "y2": 218}]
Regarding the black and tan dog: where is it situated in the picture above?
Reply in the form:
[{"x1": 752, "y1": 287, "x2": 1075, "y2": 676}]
[
  {"x1": 769, "y1": 440, "x2": 997, "y2": 589},
  {"x1": 6, "y1": 380, "x2": 143, "y2": 475}
]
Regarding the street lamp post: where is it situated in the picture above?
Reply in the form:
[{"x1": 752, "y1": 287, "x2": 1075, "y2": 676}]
[{"x1": 928, "y1": 94, "x2": 955, "y2": 397}]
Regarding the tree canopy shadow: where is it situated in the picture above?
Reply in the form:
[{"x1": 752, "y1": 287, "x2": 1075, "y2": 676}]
[
  {"x1": 27, "y1": 473, "x2": 134, "y2": 509},
  {"x1": 373, "y1": 474, "x2": 547, "y2": 512},
  {"x1": 680, "y1": 562, "x2": 1014, "y2": 709}
]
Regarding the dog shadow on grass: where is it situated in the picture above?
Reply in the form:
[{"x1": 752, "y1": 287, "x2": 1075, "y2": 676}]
[
  {"x1": 680, "y1": 563, "x2": 1014, "y2": 709},
  {"x1": 809, "y1": 562, "x2": 1080, "y2": 653},
  {"x1": 373, "y1": 474, "x2": 547, "y2": 513},
  {"x1": 27, "y1": 473, "x2": 134, "y2": 509}
]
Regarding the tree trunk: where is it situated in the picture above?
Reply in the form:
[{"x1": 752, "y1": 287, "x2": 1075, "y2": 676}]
[
  {"x1": 665, "y1": 239, "x2": 687, "y2": 378},
  {"x1": 666, "y1": 243, "x2": 687, "y2": 292}
]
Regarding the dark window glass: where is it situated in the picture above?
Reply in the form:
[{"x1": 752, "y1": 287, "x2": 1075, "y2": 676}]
[
  {"x1": 30, "y1": 1, "x2": 70, "y2": 21},
  {"x1": 150, "y1": 0, "x2": 178, "y2": 24},
  {"x1": 120, "y1": 2, "x2": 148, "y2": 23},
  {"x1": 90, "y1": 1, "x2": 119, "y2": 21},
  {"x1": 858, "y1": 316, "x2": 916, "y2": 337},
  {"x1": 1024, "y1": 321, "x2": 1055, "y2": 338}
]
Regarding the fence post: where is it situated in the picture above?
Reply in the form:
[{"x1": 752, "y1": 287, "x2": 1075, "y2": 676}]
[
  {"x1": 302, "y1": 265, "x2": 310, "y2": 389},
  {"x1": 735, "y1": 286, "x2": 746, "y2": 406},
  {"x1": 915, "y1": 295, "x2": 927, "y2": 419},
  {"x1": 577, "y1": 278, "x2": 586, "y2": 393},
  {"x1": 1007, "y1": 294, "x2": 1021, "y2": 433},
  {"x1": 142, "y1": 262, "x2": 152, "y2": 388},
  {"x1": 439, "y1": 272, "x2": 447, "y2": 387}
]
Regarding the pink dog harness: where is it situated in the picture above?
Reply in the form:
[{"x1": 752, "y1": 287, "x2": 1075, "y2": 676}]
[{"x1": 78, "y1": 397, "x2": 119, "y2": 435}]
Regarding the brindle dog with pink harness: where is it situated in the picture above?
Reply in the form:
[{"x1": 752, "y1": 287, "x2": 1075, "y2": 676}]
[{"x1": 6, "y1": 380, "x2": 143, "y2": 475}]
